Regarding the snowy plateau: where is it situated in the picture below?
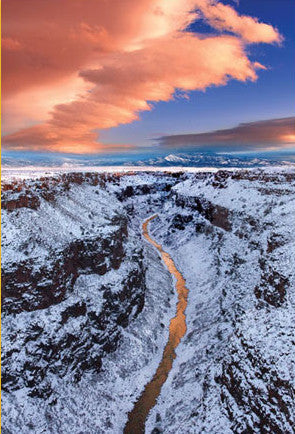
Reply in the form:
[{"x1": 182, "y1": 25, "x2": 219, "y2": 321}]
[{"x1": 1, "y1": 168, "x2": 295, "y2": 433}]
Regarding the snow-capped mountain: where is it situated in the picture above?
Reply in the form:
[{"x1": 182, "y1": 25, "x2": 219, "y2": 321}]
[
  {"x1": 2, "y1": 150, "x2": 295, "y2": 170},
  {"x1": 2, "y1": 168, "x2": 295, "y2": 433}
]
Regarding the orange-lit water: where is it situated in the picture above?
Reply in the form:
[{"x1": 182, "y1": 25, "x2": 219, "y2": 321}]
[{"x1": 124, "y1": 215, "x2": 189, "y2": 434}]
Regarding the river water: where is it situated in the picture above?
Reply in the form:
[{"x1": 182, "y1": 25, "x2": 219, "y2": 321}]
[{"x1": 124, "y1": 214, "x2": 189, "y2": 433}]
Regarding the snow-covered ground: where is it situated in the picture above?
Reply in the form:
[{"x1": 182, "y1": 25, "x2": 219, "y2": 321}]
[
  {"x1": 2, "y1": 168, "x2": 295, "y2": 433},
  {"x1": 145, "y1": 169, "x2": 295, "y2": 433},
  {"x1": 1, "y1": 165, "x2": 223, "y2": 182}
]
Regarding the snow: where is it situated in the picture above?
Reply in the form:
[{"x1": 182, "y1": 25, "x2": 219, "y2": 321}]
[
  {"x1": 2, "y1": 167, "x2": 295, "y2": 433},
  {"x1": 2, "y1": 184, "x2": 121, "y2": 264},
  {"x1": 164, "y1": 154, "x2": 190, "y2": 163},
  {"x1": 1, "y1": 165, "x2": 226, "y2": 182}
]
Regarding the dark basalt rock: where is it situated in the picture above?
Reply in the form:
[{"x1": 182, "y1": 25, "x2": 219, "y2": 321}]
[
  {"x1": 2, "y1": 207, "x2": 146, "y2": 400},
  {"x1": 1, "y1": 222, "x2": 128, "y2": 314},
  {"x1": 217, "y1": 336, "x2": 295, "y2": 433},
  {"x1": 117, "y1": 176, "x2": 178, "y2": 202},
  {"x1": 254, "y1": 267, "x2": 288, "y2": 307},
  {"x1": 1, "y1": 172, "x2": 107, "y2": 211},
  {"x1": 175, "y1": 193, "x2": 232, "y2": 232},
  {"x1": 3, "y1": 193, "x2": 41, "y2": 211},
  {"x1": 171, "y1": 214, "x2": 193, "y2": 230},
  {"x1": 2, "y1": 254, "x2": 146, "y2": 399},
  {"x1": 267, "y1": 233, "x2": 285, "y2": 254},
  {"x1": 2, "y1": 174, "x2": 147, "y2": 400},
  {"x1": 61, "y1": 301, "x2": 87, "y2": 324},
  {"x1": 212, "y1": 170, "x2": 231, "y2": 189},
  {"x1": 3, "y1": 168, "x2": 294, "y2": 430}
]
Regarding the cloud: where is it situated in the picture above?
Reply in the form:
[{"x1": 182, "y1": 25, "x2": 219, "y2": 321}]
[
  {"x1": 157, "y1": 117, "x2": 295, "y2": 151},
  {"x1": 2, "y1": 0, "x2": 282, "y2": 153},
  {"x1": 193, "y1": 0, "x2": 282, "y2": 44},
  {"x1": 2, "y1": 37, "x2": 22, "y2": 51}
]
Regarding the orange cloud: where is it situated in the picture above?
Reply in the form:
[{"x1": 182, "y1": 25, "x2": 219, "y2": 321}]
[
  {"x1": 193, "y1": 0, "x2": 282, "y2": 44},
  {"x1": 2, "y1": 0, "x2": 282, "y2": 153},
  {"x1": 2, "y1": 37, "x2": 21, "y2": 51}
]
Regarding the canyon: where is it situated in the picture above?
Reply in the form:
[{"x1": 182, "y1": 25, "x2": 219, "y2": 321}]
[{"x1": 2, "y1": 168, "x2": 295, "y2": 433}]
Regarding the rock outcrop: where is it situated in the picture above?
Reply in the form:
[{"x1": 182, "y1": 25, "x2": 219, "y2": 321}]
[
  {"x1": 2, "y1": 251, "x2": 145, "y2": 399},
  {"x1": 2, "y1": 175, "x2": 146, "y2": 403},
  {"x1": 2, "y1": 220, "x2": 128, "y2": 314},
  {"x1": 2, "y1": 168, "x2": 295, "y2": 434},
  {"x1": 174, "y1": 192, "x2": 232, "y2": 231}
]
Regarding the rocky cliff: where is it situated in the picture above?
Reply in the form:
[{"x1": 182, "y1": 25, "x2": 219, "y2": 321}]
[
  {"x1": 2, "y1": 174, "x2": 146, "y2": 406},
  {"x1": 2, "y1": 168, "x2": 295, "y2": 433}
]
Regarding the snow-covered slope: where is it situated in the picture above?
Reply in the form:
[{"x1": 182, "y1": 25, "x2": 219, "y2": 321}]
[
  {"x1": 145, "y1": 169, "x2": 295, "y2": 433},
  {"x1": 2, "y1": 168, "x2": 295, "y2": 433}
]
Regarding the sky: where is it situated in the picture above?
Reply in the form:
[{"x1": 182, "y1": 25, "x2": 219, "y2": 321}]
[{"x1": 2, "y1": 0, "x2": 295, "y2": 159}]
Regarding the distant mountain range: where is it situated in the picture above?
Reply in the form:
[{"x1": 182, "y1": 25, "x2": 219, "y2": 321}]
[
  {"x1": 2, "y1": 151, "x2": 295, "y2": 169},
  {"x1": 131, "y1": 153, "x2": 295, "y2": 168}
]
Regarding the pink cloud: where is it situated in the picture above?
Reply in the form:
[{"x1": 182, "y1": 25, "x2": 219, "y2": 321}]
[
  {"x1": 194, "y1": 0, "x2": 282, "y2": 44},
  {"x1": 2, "y1": 0, "x2": 283, "y2": 153},
  {"x1": 2, "y1": 37, "x2": 21, "y2": 51}
]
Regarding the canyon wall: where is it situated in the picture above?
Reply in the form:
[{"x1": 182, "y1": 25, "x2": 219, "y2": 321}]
[{"x1": 2, "y1": 169, "x2": 295, "y2": 433}]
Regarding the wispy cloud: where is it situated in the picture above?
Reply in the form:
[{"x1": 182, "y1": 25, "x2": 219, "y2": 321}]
[
  {"x1": 157, "y1": 117, "x2": 295, "y2": 151},
  {"x1": 193, "y1": 0, "x2": 282, "y2": 43},
  {"x1": 2, "y1": 0, "x2": 282, "y2": 153}
]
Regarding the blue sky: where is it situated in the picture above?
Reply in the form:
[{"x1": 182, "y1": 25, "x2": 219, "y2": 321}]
[
  {"x1": 2, "y1": 0, "x2": 294, "y2": 161},
  {"x1": 100, "y1": 0, "x2": 295, "y2": 150}
]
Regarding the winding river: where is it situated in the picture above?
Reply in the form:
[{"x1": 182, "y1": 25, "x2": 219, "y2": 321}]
[{"x1": 124, "y1": 214, "x2": 189, "y2": 433}]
